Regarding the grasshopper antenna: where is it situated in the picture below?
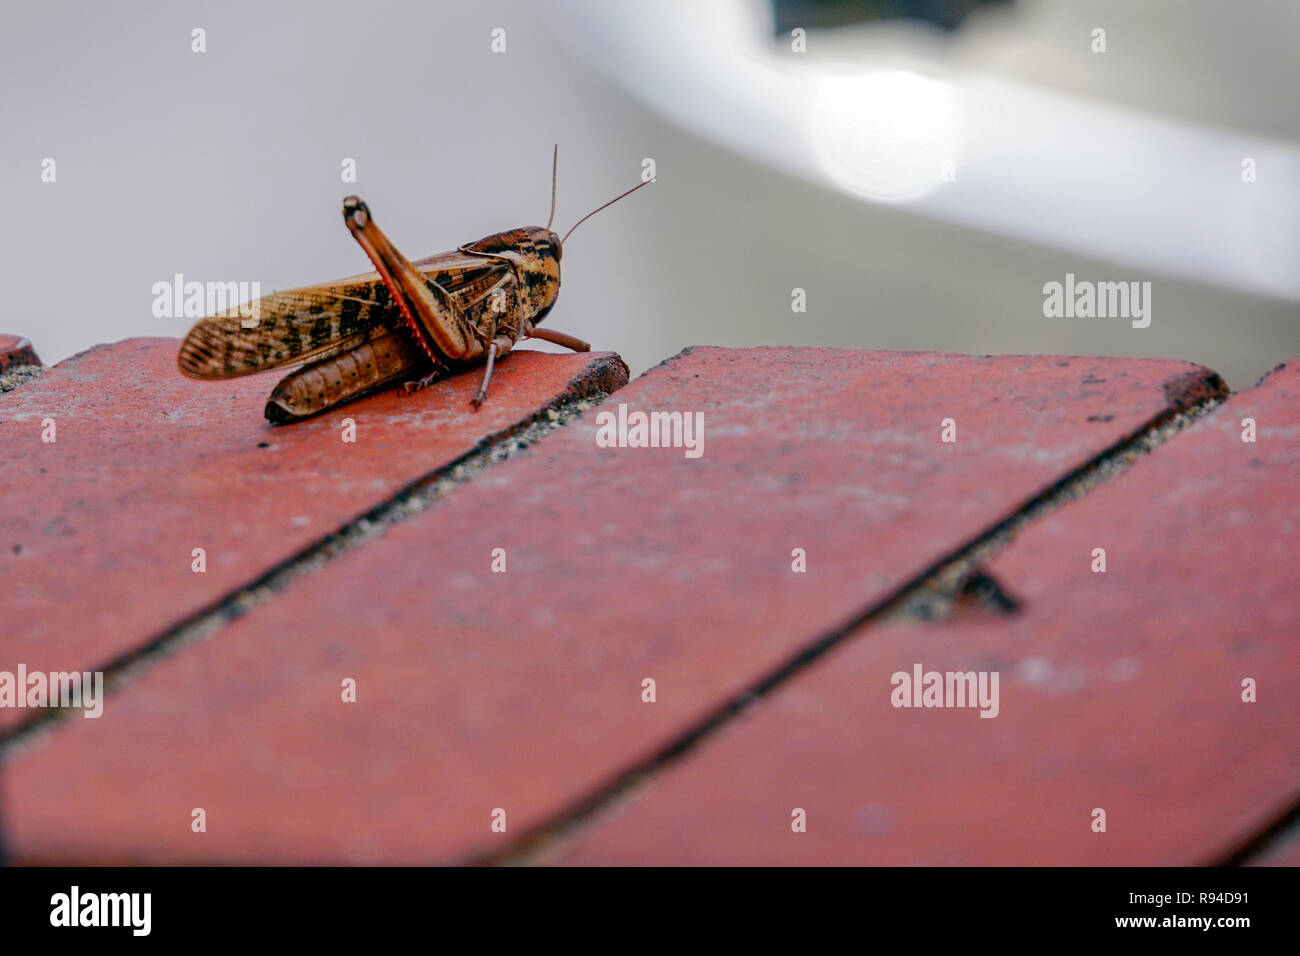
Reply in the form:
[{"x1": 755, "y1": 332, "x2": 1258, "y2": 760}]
[
  {"x1": 561, "y1": 177, "x2": 654, "y2": 245},
  {"x1": 546, "y1": 145, "x2": 558, "y2": 232}
]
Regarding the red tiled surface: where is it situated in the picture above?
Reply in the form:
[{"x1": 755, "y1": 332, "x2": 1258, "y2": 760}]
[
  {"x1": 1, "y1": 347, "x2": 1223, "y2": 863},
  {"x1": 553, "y1": 364, "x2": 1300, "y2": 865},
  {"x1": 0, "y1": 334, "x2": 40, "y2": 371},
  {"x1": 0, "y1": 338, "x2": 628, "y2": 720}
]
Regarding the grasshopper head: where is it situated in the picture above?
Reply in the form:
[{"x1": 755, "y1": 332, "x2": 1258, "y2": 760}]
[
  {"x1": 522, "y1": 226, "x2": 562, "y2": 315},
  {"x1": 466, "y1": 226, "x2": 561, "y2": 292},
  {"x1": 528, "y1": 226, "x2": 563, "y2": 312},
  {"x1": 467, "y1": 226, "x2": 563, "y2": 325}
]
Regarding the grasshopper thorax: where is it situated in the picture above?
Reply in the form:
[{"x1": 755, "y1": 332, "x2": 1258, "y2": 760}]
[{"x1": 463, "y1": 226, "x2": 563, "y2": 326}]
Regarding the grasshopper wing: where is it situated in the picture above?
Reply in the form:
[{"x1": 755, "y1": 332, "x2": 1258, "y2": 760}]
[
  {"x1": 178, "y1": 255, "x2": 513, "y2": 380},
  {"x1": 177, "y1": 279, "x2": 400, "y2": 380}
]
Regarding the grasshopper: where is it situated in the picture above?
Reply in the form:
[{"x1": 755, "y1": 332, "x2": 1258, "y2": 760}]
[{"x1": 177, "y1": 149, "x2": 649, "y2": 422}]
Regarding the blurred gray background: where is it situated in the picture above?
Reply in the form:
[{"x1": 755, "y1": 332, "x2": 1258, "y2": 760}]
[{"x1": 2, "y1": 0, "x2": 1297, "y2": 388}]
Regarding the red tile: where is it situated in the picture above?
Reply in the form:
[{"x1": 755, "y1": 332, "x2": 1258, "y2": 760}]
[
  {"x1": 555, "y1": 363, "x2": 1300, "y2": 864},
  {"x1": 0, "y1": 338, "x2": 628, "y2": 729},
  {"x1": 0, "y1": 334, "x2": 40, "y2": 371},
  {"x1": 3, "y1": 348, "x2": 1222, "y2": 862}
]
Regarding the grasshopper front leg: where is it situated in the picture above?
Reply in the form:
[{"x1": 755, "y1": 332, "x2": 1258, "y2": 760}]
[{"x1": 472, "y1": 335, "x2": 520, "y2": 407}]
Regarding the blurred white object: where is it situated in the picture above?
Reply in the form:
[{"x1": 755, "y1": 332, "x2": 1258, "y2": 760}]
[
  {"x1": 812, "y1": 71, "x2": 958, "y2": 202},
  {"x1": 552, "y1": 0, "x2": 1300, "y2": 301}
]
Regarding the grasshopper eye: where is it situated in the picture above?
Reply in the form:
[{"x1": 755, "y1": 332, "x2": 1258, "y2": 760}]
[{"x1": 547, "y1": 230, "x2": 562, "y2": 261}]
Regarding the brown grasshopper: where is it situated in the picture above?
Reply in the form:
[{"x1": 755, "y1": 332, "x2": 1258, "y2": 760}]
[{"x1": 177, "y1": 149, "x2": 649, "y2": 422}]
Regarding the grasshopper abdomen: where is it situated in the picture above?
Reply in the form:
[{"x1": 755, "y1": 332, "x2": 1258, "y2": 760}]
[{"x1": 265, "y1": 328, "x2": 428, "y2": 423}]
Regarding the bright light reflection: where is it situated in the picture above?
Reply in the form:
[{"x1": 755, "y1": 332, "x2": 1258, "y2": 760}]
[{"x1": 811, "y1": 71, "x2": 958, "y2": 203}]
